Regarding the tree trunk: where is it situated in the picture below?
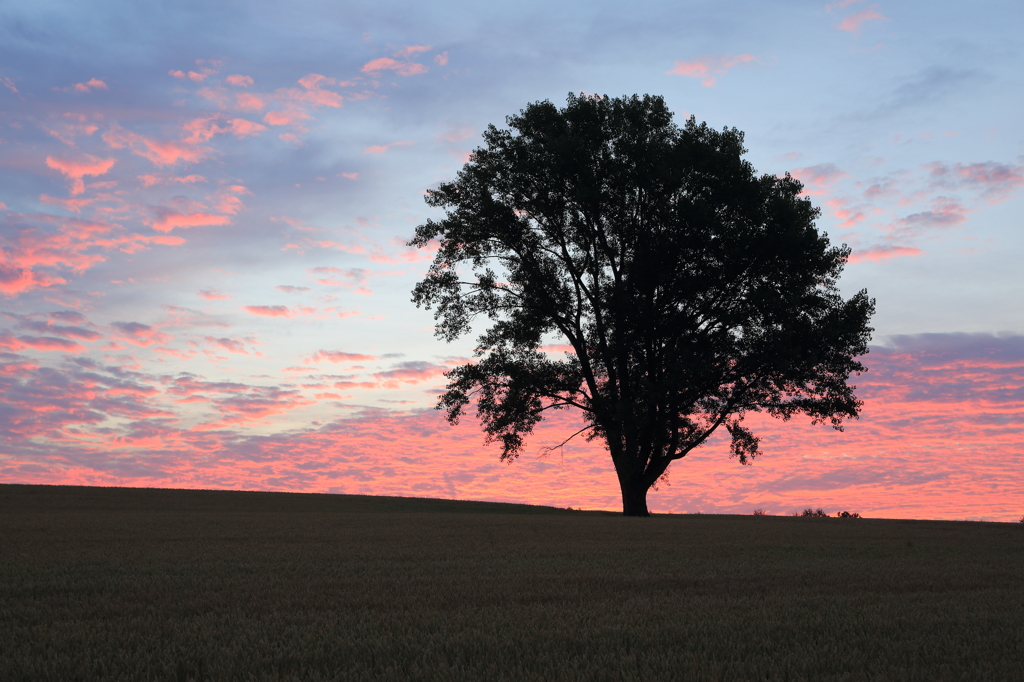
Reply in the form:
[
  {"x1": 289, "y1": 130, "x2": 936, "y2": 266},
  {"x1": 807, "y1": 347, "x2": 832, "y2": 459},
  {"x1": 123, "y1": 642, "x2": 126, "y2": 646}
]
[{"x1": 620, "y1": 479, "x2": 651, "y2": 517}]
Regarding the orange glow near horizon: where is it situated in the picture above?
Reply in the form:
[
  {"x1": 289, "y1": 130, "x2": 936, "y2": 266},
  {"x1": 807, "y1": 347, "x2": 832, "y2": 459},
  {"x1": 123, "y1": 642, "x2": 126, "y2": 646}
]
[{"x1": 2, "y1": 338, "x2": 1021, "y2": 522}]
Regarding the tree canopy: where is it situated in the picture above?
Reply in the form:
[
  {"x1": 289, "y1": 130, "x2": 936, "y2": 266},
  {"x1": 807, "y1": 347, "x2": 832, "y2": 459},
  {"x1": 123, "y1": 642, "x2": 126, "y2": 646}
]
[{"x1": 409, "y1": 93, "x2": 874, "y2": 516}]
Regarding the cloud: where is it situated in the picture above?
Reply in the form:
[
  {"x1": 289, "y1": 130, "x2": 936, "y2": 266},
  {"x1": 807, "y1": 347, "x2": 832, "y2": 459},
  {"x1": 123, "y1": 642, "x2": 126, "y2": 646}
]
[
  {"x1": 280, "y1": 74, "x2": 344, "y2": 108},
  {"x1": 363, "y1": 140, "x2": 414, "y2": 155},
  {"x1": 263, "y1": 109, "x2": 311, "y2": 127},
  {"x1": 4, "y1": 311, "x2": 102, "y2": 341},
  {"x1": 102, "y1": 125, "x2": 211, "y2": 167},
  {"x1": 204, "y1": 336, "x2": 249, "y2": 354},
  {"x1": 226, "y1": 75, "x2": 254, "y2": 87},
  {"x1": 0, "y1": 212, "x2": 181, "y2": 296},
  {"x1": 71, "y1": 78, "x2": 108, "y2": 93},
  {"x1": 0, "y1": 332, "x2": 85, "y2": 352},
  {"x1": 308, "y1": 350, "x2": 378, "y2": 364},
  {"x1": 275, "y1": 285, "x2": 310, "y2": 294},
  {"x1": 927, "y1": 161, "x2": 1024, "y2": 203},
  {"x1": 307, "y1": 266, "x2": 372, "y2": 294},
  {"x1": 789, "y1": 163, "x2": 848, "y2": 194},
  {"x1": 45, "y1": 155, "x2": 116, "y2": 195},
  {"x1": 434, "y1": 52, "x2": 449, "y2": 66},
  {"x1": 666, "y1": 54, "x2": 756, "y2": 87},
  {"x1": 39, "y1": 195, "x2": 97, "y2": 214},
  {"x1": 362, "y1": 46, "x2": 431, "y2": 77},
  {"x1": 197, "y1": 289, "x2": 230, "y2": 300},
  {"x1": 826, "y1": 0, "x2": 864, "y2": 10},
  {"x1": 181, "y1": 116, "x2": 267, "y2": 144},
  {"x1": 236, "y1": 93, "x2": 264, "y2": 111},
  {"x1": 43, "y1": 113, "x2": 99, "y2": 146},
  {"x1": 371, "y1": 361, "x2": 448, "y2": 387},
  {"x1": 110, "y1": 321, "x2": 173, "y2": 347},
  {"x1": 847, "y1": 245, "x2": 922, "y2": 263},
  {"x1": 161, "y1": 304, "x2": 229, "y2": 328},
  {"x1": 149, "y1": 208, "x2": 231, "y2": 233},
  {"x1": 836, "y1": 5, "x2": 889, "y2": 32},
  {"x1": 138, "y1": 174, "x2": 206, "y2": 188},
  {"x1": 894, "y1": 197, "x2": 967, "y2": 234},
  {"x1": 243, "y1": 305, "x2": 293, "y2": 317}
]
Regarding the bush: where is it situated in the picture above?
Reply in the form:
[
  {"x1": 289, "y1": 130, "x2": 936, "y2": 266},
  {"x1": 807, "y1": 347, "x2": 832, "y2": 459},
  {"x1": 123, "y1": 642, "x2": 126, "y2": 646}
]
[
  {"x1": 836, "y1": 511, "x2": 862, "y2": 518},
  {"x1": 752, "y1": 508, "x2": 767, "y2": 516},
  {"x1": 800, "y1": 508, "x2": 829, "y2": 517}
]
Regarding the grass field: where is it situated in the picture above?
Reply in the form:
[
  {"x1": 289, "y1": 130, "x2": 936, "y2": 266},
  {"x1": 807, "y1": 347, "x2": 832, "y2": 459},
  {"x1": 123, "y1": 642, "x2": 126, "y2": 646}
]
[{"x1": 1, "y1": 484, "x2": 1022, "y2": 681}]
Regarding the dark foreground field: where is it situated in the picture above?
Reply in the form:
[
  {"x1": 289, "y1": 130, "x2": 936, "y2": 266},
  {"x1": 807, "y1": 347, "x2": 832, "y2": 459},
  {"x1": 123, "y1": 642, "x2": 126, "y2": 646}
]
[{"x1": 2, "y1": 485, "x2": 1022, "y2": 681}]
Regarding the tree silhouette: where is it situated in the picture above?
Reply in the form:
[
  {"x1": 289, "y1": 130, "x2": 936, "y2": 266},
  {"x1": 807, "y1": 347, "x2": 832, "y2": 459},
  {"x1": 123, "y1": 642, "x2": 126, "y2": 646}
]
[{"x1": 410, "y1": 94, "x2": 874, "y2": 516}]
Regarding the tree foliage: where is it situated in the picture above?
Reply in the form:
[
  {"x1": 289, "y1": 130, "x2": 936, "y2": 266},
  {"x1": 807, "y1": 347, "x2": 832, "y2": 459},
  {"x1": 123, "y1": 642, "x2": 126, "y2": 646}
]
[{"x1": 410, "y1": 93, "x2": 874, "y2": 516}]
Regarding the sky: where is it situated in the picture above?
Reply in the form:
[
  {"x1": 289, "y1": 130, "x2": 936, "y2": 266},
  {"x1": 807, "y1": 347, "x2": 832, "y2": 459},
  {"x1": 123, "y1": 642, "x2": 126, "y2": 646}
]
[{"x1": 1, "y1": 0, "x2": 1022, "y2": 520}]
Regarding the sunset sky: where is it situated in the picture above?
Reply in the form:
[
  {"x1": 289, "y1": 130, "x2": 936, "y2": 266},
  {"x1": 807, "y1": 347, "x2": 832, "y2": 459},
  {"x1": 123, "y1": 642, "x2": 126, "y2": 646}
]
[{"x1": 1, "y1": 0, "x2": 1022, "y2": 520}]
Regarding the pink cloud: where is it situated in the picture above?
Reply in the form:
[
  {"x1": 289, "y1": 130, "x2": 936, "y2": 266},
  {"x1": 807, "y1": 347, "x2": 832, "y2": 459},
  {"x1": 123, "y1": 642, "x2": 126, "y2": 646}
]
[
  {"x1": 837, "y1": 5, "x2": 889, "y2": 32},
  {"x1": 435, "y1": 52, "x2": 449, "y2": 66},
  {"x1": 263, "y1": 109, "x2": 311, "y2": 126},
  {"x1": 540, "y1": 344, "x2": 575, "y2": 355},
  {"x1": 823, "y1": 197, "x2": 867, "y2": 228},
  {"x1": 789, "y1": 163, "x2": 849, "y2": 195},
  {"x1": 138, "y1": 173, "x2": 207, "y2": 188},
  {"x1": 269, "y1": 74, "x2": 344, "y2": 111},
  {"x1": 43, "y1": 113, "x2": 99, "y2": 146},
  {"x1": 71, "y1": 78, "x2": 108, "y2": 93},
  {"x1": 667, "y1": 54, "x2": 756, "y2": 87},
  {"x1": 0, "y1": 332, "x2": 85, "y2": 352},
  {"x1": 235, "y1": 93, "x2": 265, "y2": 111},
  {"x1": 4, "y1": 333, "x2": 1023, "y2": 520},
  {"x1": 928, "y1": 161, "x2": 1024, "y2": 202},
  {"x1": 149, "y1": 209, "x2": 231, "y2": 233},
  {"x1": 39, "y1": 195, "x2": 97, "y2": 214},
  {"x1": 102, "y1": 125, "x2": 210, "y2": 167},
  {"x1": 169, "y1": 70, "x2": 186, "y2": 79},
  {"x1": 307, "y1": 266, "x2": 373, "y2": 294},
  {"x1": 361, "y1": 58, "x2": 428, "y2": 76},
  {"x1": 211, "y1": 186, "x2": 250, "y2": 216},
  {"x1": 826, "y1": 0, "x2": 864, "y2": 10},
  {"x1": 226, "y1": 118, "x2": 266, "y2": 137},
  {"x1": 848, "y1": 245, "x2": 923, "y2": 263},
  {"x1": 181, "y1": 116, "x2": 267, "y2": 144},
  {"x1": 45, "y1": 155, "x2": 116, "y2": 195},
  {"x1": 110, "y1": 321, "x2": 173, "y2": 347},
  {"x1": 187, "y1": 69, "x2": 216, "y2": 82},
  {"x1": 243, "y1": 305, "x2": 293, "y2": 317},
  {"x1": 197, "y1": 289, "x2": 230, "y2": 300},
  {"x1": 205, "y1": 336, "x2": 248, "y2": 354},
  {"x1": 894, "y1": 198, "x2": 968, "y2": 234},
  {"x1": 363, "y1": 140, "x2": 414, "y2": 155},
  {"x1": 308, "y1": 350, "x2": 378, "y2": 364},
  {"x1": 340, "y1": 172, "x2": 359, "y2": 180},
  {"x1": 226, "y1": 74, "x2": 254, "y2": 87},
  {"x1": 1, "y1": 75, "x2": 18, "y2": 93},
  {"x1": 362, "y1": 47, "x2": 432, "y2": 77}
]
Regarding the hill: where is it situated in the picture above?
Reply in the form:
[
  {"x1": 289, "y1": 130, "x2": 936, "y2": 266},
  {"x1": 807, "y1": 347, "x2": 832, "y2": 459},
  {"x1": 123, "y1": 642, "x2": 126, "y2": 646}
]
[{"x1": 2, "y1": 483, "x2": 1022, "y2": 681}]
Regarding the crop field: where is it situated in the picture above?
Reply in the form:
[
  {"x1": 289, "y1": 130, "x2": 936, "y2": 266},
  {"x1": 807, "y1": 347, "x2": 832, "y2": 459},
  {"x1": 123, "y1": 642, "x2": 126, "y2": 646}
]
[{"x1": 1, "y1": 484, "x2": 1022, "y2": 681}]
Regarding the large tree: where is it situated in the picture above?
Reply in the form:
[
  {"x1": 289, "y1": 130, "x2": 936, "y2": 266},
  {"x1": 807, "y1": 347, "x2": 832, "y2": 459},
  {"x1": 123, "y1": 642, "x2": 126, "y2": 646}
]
[{"x1": 409, "y1": 94, "x2": 874, "y2": 516}]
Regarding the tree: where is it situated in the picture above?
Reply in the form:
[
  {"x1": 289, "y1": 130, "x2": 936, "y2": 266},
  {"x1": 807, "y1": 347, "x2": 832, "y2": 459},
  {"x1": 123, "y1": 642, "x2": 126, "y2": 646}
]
[{"x1": 409, "y1": 93, "x2": 874, "y2": 516}]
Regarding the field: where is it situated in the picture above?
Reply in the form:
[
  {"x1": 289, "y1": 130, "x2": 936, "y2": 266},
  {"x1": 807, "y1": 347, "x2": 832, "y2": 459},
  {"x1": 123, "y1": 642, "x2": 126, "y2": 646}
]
[{"x1": 1, "y1": 484, "x2": 1022, "y2": 681}]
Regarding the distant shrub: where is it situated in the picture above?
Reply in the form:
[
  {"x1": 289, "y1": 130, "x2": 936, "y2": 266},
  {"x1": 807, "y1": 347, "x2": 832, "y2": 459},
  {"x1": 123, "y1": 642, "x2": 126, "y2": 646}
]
[
  {"x1": 1019, "y1": 516, "x2": 1023, "y2": 523},
  {"x1": 800, "y1": 508, "x2": 829, "y2": 517},
  {"x1": 836, "y1": 511, "x2": 862, "y2": 519},
  {"x1": 752, "y1": 508, "x2": 767, "y2": 516}
]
